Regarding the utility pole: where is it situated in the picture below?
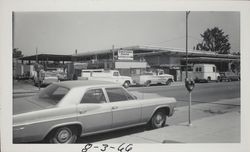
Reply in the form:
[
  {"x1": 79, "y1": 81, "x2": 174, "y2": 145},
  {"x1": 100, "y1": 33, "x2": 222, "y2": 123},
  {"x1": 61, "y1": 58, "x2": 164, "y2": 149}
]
[
  {"x1": 112, "y1": 45, "x2": 115, "y2": 69},
  {"x1": 36, "y1": 47, "x2": 38, "y2": 64},
  {"x1": 186, "y1": 11, "x2": 190, "y2": 79},
  {"x1": 112, "y1": 45, "x2": 115, "y2": 61},
  {"x1": 185, "y1": 11, "x2": 194, "y2": 127}
]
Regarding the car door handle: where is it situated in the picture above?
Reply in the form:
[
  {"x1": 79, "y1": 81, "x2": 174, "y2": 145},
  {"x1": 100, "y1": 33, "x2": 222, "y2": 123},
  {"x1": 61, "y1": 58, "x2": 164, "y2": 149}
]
[
  {"x1": 79, "y1": 110, "x2": 87, "y2": 114},
  {"x1": 112, "y1": 106, "x2": 118, "y2": 110}
]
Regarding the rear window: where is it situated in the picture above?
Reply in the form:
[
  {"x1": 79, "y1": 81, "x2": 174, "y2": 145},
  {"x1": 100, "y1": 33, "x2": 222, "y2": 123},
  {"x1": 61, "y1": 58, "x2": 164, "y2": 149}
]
[
  {"x1": 37, "y1": 84, "x2": 69, "y2": 105},
  {"x1": 45, "y1": 72, "x2": 57, "y2": 77}
]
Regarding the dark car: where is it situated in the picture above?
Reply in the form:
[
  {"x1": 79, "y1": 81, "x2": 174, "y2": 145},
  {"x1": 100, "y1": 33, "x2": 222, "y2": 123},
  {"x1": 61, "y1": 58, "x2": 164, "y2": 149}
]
[{"x1": 219, "y1": 72, "x2": 240, "y2": 82}]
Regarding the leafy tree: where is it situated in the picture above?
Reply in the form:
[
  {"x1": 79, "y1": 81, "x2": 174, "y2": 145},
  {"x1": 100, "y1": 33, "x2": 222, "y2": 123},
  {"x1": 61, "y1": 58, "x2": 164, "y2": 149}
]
[
  {"x1": 196, "y1": 27, "x2": 231, "y2": 54},
  {"x1": 232, "y1": 52, "x2": 240, "y2": 55},
  {"x1": 13, "y1": 48, "x2": 23, "y2": 58}
]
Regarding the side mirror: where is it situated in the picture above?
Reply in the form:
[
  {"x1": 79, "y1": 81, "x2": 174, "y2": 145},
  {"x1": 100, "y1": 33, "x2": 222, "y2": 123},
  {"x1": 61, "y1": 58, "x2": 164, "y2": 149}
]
[{"x1": 185, "y1": 78, "x2": 195, "y2": 92}]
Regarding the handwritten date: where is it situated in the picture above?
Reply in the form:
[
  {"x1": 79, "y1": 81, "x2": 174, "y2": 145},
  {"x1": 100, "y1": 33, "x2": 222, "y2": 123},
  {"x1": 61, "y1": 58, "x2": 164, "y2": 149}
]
[{"x1": 81, "y1": 143, "x2": 133, "y2": 152}]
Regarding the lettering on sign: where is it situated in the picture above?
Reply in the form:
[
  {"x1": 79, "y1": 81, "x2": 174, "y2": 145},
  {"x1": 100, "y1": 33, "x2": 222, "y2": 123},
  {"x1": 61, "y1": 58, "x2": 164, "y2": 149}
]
[{"x1": 118, "y1": 50, "x2": 133, "y2": 60}]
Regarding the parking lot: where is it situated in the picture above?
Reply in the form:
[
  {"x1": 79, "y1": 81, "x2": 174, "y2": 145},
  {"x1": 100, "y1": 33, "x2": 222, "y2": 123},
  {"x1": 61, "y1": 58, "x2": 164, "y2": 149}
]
[{"x1": 12, "y1": 80, "x2": 240, "y2": 143}]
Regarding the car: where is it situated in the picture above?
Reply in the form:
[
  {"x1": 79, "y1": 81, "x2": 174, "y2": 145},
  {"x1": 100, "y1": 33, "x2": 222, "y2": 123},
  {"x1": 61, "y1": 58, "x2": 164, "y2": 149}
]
[
  {"x1": 13, "y1": 80, "x2": 176, "y2": 143},
  {"x1": 33, "y1": 70, "x2": 59, "y2": 86},
  {"x1": 219, "y1": 72, "x2": 240, "y2": 82},
  {"x1": 132, "y1": 71, "x2": 174, "y2": 87},
  {"x1": 81, "y1": 69, "x2": 133, "y2": 88}
]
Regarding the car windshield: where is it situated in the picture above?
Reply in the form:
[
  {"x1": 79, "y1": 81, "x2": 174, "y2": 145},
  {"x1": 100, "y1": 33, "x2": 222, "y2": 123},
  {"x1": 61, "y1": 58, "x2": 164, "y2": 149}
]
[
  {"x1": 143, "y1": 73, "x2": 153, "y2": 75},
  {"x1": 45, "y1": 72, "x2": 57, "y2": 77},
  {"x1": 36, "y1": 84, "x2": 69, "y2": 105}
]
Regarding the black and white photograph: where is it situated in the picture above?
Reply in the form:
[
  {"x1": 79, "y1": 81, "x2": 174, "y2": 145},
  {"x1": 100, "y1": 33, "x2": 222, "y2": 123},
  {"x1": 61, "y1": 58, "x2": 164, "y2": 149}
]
[
  {"x1": 1, "y1": 1, "x2": 250, "y2": 152},
  {"x1": 12, "y1": 11, "x2": 240, "y2": 143}
]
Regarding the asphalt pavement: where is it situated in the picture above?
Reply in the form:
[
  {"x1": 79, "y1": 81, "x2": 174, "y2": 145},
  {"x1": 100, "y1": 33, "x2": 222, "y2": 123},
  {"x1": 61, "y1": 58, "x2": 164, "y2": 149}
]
[
  {"x1": 12, "y1": 80, "x2": 241, "y2": 143},
  {"x1": 92, "y1": 98, "x2": 240, "y2": 143}
]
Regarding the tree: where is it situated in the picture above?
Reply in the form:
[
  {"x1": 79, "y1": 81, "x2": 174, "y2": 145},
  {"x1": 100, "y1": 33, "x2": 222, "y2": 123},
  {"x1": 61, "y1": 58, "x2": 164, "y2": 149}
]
[
  {"x1": 13, "y1": 48, "x2": 23, "y2": 58},
  {"x1": 196, "y1": 27, "x2": 231, "y2": 54}
]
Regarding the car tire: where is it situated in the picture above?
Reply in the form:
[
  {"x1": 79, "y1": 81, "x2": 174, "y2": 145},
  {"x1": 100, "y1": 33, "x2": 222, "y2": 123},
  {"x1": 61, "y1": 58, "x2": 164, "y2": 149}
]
[
  {"x1": 48, "y1": 126, "x2": 78, "y2": 144},
  {"x1": 33, "y1": 80, "x2": 38, "y2": 87},
  {"x1": 149, "y1": 110, "x2": 166, "y2": 129},
  {"x1": 166, "y1": 79, "x2": 172, "y2": 85},
  {"x1": 145, "y1": 81, "x2": 151, "y2": 87},
  {"x1": 123, "y1": 81, "x2": 130, "y2": 88}
]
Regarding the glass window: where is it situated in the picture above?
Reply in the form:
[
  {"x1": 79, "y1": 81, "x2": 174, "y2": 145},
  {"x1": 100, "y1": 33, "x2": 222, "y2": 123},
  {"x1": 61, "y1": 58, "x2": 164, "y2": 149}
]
[
  {"x1": 81, "y1": 89, "x2": 106, "y2": 104},
  {"x1": 213, "y1": 67, "x2": 216, "y2": 72},
  {"x1": 38, "y1": 85, "x2": 69, "y2": 105},
  {"x1": 106, "y1": 87, "x2": 134, "y2": 102},
  {"x1": 113, "y1": 72, "x2": 119, "y2": 76}
]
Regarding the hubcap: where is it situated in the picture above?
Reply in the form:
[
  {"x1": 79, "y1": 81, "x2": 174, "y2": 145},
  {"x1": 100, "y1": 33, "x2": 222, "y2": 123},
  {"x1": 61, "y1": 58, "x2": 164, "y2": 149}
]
[
  {"x1": 57, "y1": 129, "x2": 71, "y2": 143},
  {"x1": 124, "y1": 82, "x2": 129, "y2": 88},
  {"x1": 155, "y1": 114, "x2": 163, "y2": 124}
]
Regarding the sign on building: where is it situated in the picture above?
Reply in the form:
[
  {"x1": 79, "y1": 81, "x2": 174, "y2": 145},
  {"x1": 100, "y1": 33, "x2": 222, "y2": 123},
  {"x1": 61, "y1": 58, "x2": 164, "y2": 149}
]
[
  {"x1": 118, "y1": 50, "x2": 133, "y2": 60},
  {"x1": 74, "y1": 62, "x2": 88, "y2": 69}
]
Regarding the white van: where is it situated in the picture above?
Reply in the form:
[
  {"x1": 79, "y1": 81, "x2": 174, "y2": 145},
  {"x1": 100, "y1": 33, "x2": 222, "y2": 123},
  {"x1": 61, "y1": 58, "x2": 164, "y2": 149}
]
[{"x1": 192, "y1": 64, "x2": 220, "y2": 82}]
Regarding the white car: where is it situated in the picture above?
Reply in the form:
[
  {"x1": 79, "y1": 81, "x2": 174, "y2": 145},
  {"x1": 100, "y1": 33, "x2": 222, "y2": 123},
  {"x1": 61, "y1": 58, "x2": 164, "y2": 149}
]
[
  {"x1": 81, "y1": 70, "x2": 133, "y2": 88},
  {"x1": 132, "y1": 72, "x2": 174, "y2": 87}
]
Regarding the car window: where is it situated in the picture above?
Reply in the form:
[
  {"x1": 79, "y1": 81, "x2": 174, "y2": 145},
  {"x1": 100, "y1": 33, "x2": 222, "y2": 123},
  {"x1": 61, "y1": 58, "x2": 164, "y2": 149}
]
[
  {"x1": 81, "y1": 89, "x2": 106, "y2": 104},
  {"x1": 38, "y1": 85, "x2": 69, "y2": 105},
  {"x1": 106, "y1": 87, "x2": 134, "y2": 102},
  {"x1": 113, "y1": 72, "x2": 119, "y2": 76},
  {"x1": 213, "y1": 67, "x2": 216, "y2": 72},
  {"x1": 200, "y1": 67, "x2": 202, "y2": 72}
]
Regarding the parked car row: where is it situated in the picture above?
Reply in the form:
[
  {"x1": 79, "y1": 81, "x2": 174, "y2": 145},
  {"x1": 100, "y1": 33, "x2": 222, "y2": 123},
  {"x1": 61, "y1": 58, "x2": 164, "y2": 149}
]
[
  {"x1": 81, "y1": 69, "x2": 174, "y2": 88},
  {"x1": 218, "y1": 72, "x2": 240, "y2": 82}
]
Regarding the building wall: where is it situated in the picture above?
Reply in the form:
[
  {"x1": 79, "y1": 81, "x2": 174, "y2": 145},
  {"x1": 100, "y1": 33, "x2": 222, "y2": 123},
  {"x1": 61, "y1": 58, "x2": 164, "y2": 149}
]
[{"x1": 143, "y1": 55, "x2": 181, "y2": 66}]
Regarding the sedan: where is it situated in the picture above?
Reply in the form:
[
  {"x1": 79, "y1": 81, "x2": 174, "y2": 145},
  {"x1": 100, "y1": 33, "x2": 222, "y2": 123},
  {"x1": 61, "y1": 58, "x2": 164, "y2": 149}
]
[{"x1": 13, "y1": 80, "x2": 176, "y2": 143}]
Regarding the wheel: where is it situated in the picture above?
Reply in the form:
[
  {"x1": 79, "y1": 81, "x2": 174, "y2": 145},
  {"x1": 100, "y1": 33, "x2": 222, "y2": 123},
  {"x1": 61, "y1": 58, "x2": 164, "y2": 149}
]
[
  {"x1": 207, "y1": 77, "x2": 211, "y2": 82},
  {"x1": 33, "y1": 80, "x2": 38, "y2": 86},
  {"x1": 123, "y1": 81, "x2": 130, "y2": 88},
  {"x1": 144, "y1": 80, "x2": 151, "y2": 87},
  {"x1": 149, "y1": 110, "x2": 166, "y2": 129},
  {"x1": 166, "y1": 79, "x2": 172, "y2": 85},
  {"x1": 48, "y1": 126, "x2": 78, "y2": 143}
]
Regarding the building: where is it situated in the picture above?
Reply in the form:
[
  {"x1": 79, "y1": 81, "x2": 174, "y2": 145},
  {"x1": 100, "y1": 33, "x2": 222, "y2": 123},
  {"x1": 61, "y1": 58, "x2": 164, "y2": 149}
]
[
  {"x1": 73, "y1": 45, "x2": 240, "y2": 81},
  {"x1": 17, "y1": 45, "x2": 240, "y2": 81}
]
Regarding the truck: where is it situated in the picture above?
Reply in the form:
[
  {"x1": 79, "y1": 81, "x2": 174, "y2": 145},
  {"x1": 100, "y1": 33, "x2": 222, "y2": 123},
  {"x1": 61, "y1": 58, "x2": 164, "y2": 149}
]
[
  {"x1": 80, "y1": 69, "x2": 134, "y2": 88},
  {"x1": 132, "y1": 70, "x2": 174, "y2": 87},
  {"x1": 14, "y1": 64, "x2": 36, "y2": 80},
  {"x1": 191, "y1": 64, "x2": 220, "y2": 82}
]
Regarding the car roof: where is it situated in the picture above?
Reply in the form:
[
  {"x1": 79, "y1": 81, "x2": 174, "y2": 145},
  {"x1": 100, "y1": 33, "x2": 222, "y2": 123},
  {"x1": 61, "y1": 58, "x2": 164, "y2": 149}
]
[{"x1": 55, "y1": 80, "x2": 118, "y2": 89}]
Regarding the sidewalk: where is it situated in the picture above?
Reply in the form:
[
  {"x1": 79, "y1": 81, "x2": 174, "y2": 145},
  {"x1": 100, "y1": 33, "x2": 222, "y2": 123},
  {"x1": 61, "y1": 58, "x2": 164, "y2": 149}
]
[{"x1": 95, "y1": 98, "x2": 240, "y2": 143}]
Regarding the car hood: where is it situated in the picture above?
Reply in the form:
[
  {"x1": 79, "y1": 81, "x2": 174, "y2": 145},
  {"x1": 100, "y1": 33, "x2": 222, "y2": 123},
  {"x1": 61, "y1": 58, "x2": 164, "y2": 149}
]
[{"x1": 13, "y1": 96, "x2": 55, "y2": 115}]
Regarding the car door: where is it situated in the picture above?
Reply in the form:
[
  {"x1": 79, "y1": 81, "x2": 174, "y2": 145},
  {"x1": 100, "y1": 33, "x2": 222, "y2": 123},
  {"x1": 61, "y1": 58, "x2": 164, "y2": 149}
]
[
  {"x1": 112, "y1": 71, "x2": 120, "y2": 83},
  {"x1": 105, "y1": 87, "x2": 141, "y2": 128},
  {"x1": 76, "y1": 88, "x2": 112, "y2": 133}
]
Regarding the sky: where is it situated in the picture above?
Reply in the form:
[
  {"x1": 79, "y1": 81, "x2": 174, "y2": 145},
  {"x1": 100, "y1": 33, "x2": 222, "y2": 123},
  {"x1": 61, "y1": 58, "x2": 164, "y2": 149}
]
[{"x1": 13, "y1": 11, "x2": 240, "y2": 56}]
